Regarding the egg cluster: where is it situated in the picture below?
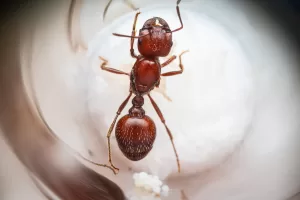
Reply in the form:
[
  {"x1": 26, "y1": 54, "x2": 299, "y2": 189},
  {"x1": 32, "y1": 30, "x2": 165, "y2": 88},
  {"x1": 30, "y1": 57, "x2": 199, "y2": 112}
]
[{"x1": 128, "y1": 172, "x2": 170, "y2": 199}]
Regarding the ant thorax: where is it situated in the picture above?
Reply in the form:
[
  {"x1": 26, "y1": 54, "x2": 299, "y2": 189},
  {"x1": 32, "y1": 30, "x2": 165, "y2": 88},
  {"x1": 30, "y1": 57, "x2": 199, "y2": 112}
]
[{"x1": 130, "y1": 57, "x2": 161, "y2": 96}]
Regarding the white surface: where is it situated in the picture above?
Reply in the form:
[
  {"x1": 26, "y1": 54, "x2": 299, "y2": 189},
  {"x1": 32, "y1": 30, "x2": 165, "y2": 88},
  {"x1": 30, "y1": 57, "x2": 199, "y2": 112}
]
[{"x1": 1, "y1": 0, "x2": 300, "y2": 200}]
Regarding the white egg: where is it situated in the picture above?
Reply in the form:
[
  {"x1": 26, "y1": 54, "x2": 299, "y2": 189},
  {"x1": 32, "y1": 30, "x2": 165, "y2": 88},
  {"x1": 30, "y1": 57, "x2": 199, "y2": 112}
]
[{"x1": 153, "y1": 186, "x2": 161, "y2": 194}]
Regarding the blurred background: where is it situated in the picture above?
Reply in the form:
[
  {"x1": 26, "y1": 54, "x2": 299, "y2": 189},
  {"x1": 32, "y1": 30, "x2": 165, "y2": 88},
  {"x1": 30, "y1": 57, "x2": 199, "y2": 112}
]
[{"x1": 0, "y1": 0, "x2": 300, "y2": 200}]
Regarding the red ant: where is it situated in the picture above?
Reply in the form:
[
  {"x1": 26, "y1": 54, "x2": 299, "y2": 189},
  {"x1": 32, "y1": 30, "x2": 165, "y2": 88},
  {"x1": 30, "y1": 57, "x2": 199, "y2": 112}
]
[{"x1": 97, "y1": 0, "x2": 188, "y2": 175}]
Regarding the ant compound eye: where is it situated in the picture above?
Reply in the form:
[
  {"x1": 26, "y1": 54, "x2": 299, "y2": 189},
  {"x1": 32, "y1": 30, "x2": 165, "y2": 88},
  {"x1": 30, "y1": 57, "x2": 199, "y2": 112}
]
[{"x1": 138, "y1": 38, "x2": 142, "y2": 45}]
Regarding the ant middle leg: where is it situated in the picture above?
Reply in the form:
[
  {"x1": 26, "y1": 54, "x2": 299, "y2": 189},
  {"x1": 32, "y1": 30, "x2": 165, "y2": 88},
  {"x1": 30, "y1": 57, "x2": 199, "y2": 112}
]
[
  {"x1": 161, "y1": 50, "x2": 188, "y2": 76},
  {"x1": 148, "y1": 94, "x2": 181, "y2": 173},
  {"x1": 106, "y1": 92, "x2": 133, "y2": 172},
  {"x1": 99, "y1": 56, "x2": 129, "y2": 76}
]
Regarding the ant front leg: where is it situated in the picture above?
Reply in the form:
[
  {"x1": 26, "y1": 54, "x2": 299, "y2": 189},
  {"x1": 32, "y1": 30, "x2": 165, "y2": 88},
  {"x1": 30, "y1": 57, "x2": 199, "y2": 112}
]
[
  {"x1": 106, "y1": 92, "x2": 133, "y2": 173},
  {"x1": 99, "y1": 56, "x2": 129, "y2": 76},
  {"x1": 148, "y1": 94, "x2": 181, "y2": 173},
  {"x1": 161, "y1": 55, "x2": 177, "y2": 68},
  {"x1": 112, "y1": 12, "x2": 141, "y2": 59},
  {"x1": 130, "y1": 12, "x2": 140, "y2": 59},
  {"x1": 161, "y1": 50, "x2": 188, "y2": 76}
]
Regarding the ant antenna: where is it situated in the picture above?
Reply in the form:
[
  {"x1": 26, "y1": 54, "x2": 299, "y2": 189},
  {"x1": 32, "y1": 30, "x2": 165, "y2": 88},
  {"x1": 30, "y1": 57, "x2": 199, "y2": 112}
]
[
  {"x1": 112, "y1": 32, "x2": 150, "y2": 39},
  {"x1": 171, "y1": 0, "x2": 183, "y2": 33}
]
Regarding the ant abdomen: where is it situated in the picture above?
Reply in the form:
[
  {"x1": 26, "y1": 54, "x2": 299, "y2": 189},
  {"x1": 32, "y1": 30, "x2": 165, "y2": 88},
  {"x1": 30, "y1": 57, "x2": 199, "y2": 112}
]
[{"x1": 115, "y1": 114, "x2": 156, "y2": 161}]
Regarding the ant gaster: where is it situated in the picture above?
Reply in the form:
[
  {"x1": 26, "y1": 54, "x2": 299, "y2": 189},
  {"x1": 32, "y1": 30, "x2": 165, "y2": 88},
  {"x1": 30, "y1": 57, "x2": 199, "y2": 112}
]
[{"x1": 98, "y1": 0, "x2": 188, "y2": 174}]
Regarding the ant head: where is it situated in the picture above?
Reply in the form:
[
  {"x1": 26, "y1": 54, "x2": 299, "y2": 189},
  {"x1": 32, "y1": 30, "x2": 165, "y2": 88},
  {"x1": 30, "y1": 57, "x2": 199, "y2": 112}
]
[{"x1": 137, "y1": 17, "x2": 173, "y2": 57}]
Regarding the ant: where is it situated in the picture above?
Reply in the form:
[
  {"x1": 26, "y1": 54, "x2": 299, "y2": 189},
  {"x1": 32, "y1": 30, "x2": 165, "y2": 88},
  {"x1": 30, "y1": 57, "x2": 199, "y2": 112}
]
[{"x1": 97, "y1": 0, "x2": 188, "y2": 175}]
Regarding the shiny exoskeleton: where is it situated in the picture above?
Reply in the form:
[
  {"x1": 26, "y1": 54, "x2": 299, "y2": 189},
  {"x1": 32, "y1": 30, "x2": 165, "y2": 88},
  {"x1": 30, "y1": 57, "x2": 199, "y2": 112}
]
[
  {"x1": 98, "y1": 0, "x2": 188, "y2": 175},
  {"x1": 115, "y1": 96, "x2": 156, "y2": 161}
]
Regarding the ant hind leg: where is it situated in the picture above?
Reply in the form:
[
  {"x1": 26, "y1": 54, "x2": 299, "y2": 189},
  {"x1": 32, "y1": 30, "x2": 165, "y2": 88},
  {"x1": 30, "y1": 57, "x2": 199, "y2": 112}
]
[
  {"x1": 106, "y1": 92, "x2": 133, "y2": 172},
  {"x1": 147, "y1": 94, "x2": 181, "y2": 173}
]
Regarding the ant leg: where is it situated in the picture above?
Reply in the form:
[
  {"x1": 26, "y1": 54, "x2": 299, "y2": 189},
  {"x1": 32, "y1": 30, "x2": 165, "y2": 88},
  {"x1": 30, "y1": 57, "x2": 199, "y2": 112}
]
[
  {"x1": 130, "y1": 12, "x2": 140, "y2": 58},
  {"x1": 148, "y1": 94, "x2": 181, "y2": 173},
  {"x1": 99, "y1": 56, "x2": 129, "y2": 76},
  {"x1": 107, "y1": 92, "x2": 133, "y2": 172},
  {"x1": 161, "y1": 55, "x2": 177, "y2": 68},
  {"x1": 161, "y1": 50, "x2": 188, "y2": 76},
  {"x1": 171, "y1": 0, "x2": 184, "y2": 33},
  {"x1": 112, "y1": 12, "x2": 141, "y2": 58}
]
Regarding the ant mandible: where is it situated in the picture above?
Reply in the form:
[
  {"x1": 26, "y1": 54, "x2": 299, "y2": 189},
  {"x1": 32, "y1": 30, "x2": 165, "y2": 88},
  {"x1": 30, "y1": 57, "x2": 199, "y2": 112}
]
[{"x1": 99, "y1": 0, "x2": 188, "y2": 174}]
